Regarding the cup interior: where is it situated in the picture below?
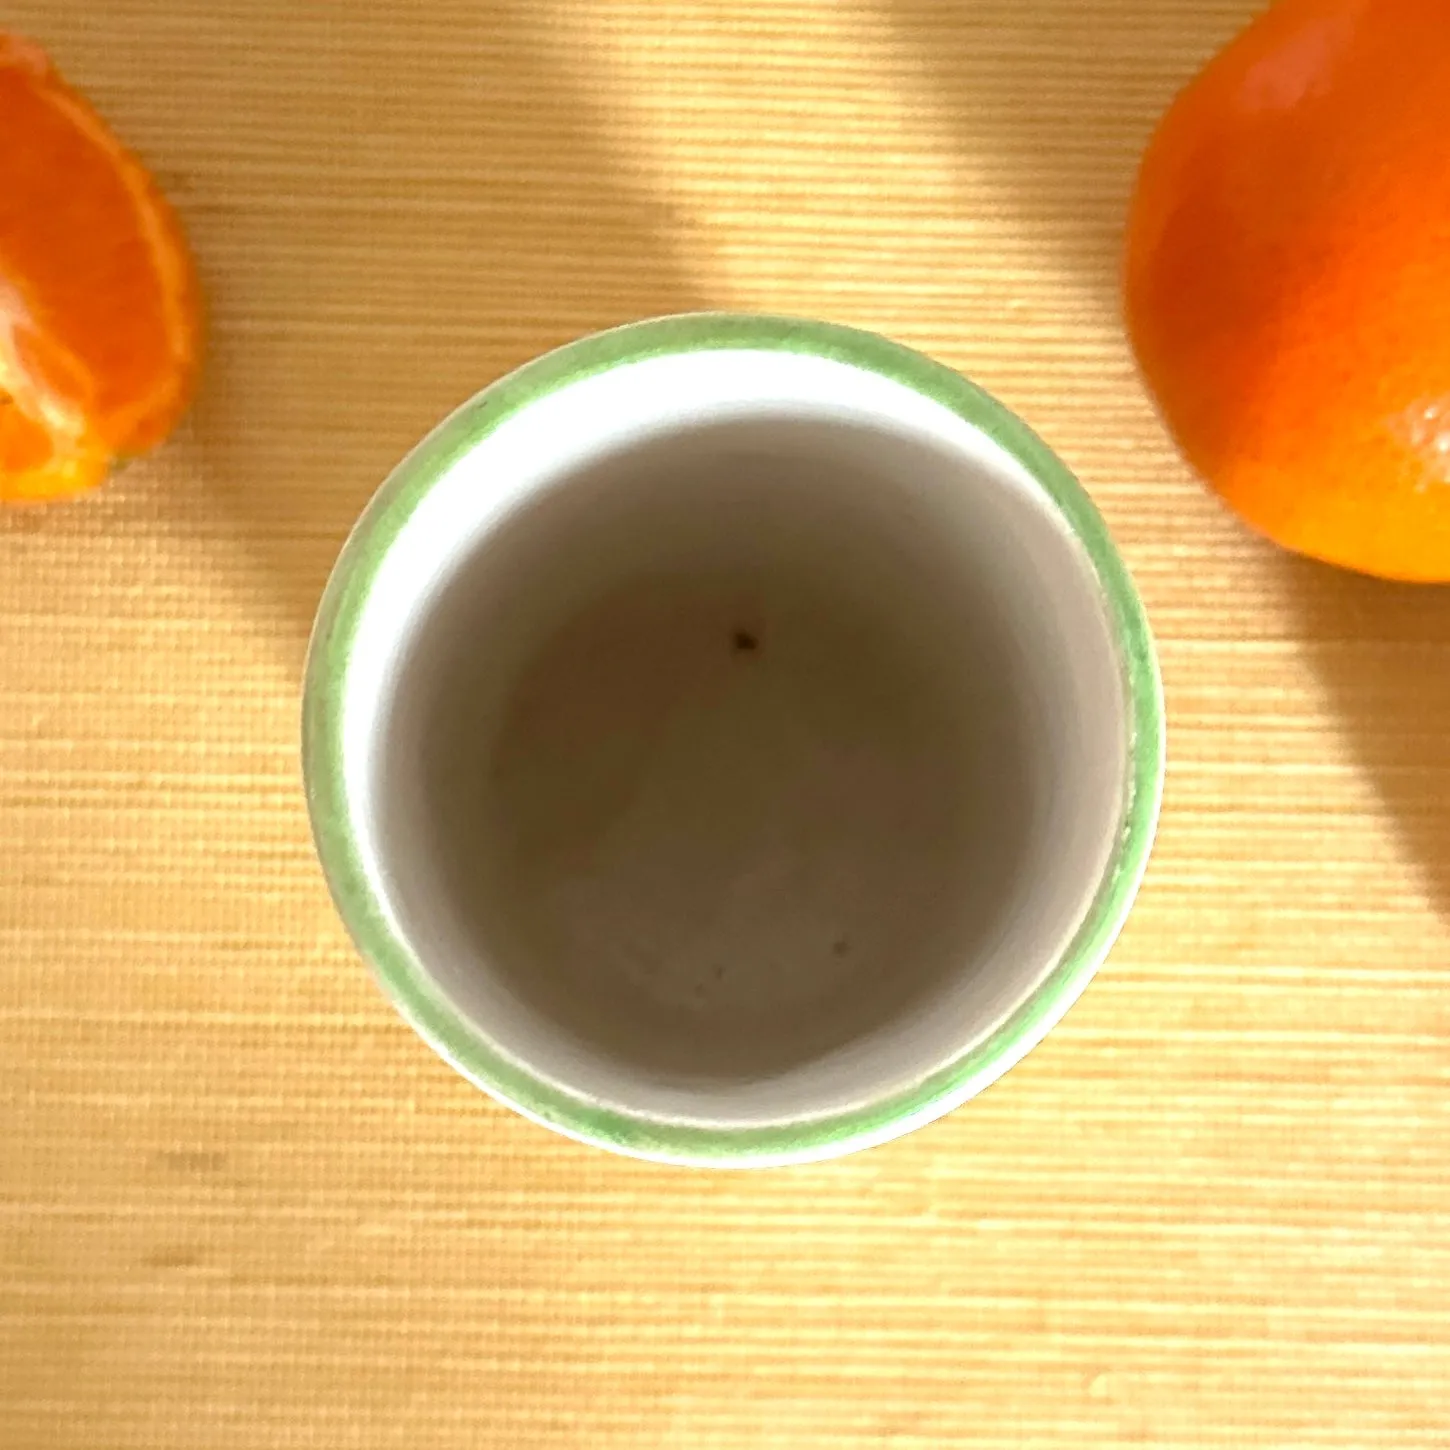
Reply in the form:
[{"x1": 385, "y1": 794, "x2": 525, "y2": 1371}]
[{"x1": 345, "y1": 347, "x2": 1133, "y2": 1131}]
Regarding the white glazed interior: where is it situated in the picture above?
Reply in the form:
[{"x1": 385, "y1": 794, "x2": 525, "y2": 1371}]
[{"x1": 346, "y1": 350, "x2": 1128, "y2": 1128}]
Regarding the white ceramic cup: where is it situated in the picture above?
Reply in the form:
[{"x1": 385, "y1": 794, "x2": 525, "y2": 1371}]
[{"x1": 303, "y1": 316, "x2": 1163, "y2": 1166}]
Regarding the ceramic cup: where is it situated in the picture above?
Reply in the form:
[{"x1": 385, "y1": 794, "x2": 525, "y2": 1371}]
[{"x1": 303, "y1": 315, "x2": 1164, "y2": 1167}]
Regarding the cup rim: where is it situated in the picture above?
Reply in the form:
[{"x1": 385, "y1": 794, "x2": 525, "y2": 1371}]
[{"x1": 302, "y1": 313, "x2": 1165, "y2": 1167}]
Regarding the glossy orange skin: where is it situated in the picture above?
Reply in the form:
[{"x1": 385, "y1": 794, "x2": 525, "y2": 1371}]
[
  {"x1": 0, "y1": 34, "x2": 200, "y2": 502},
  {"x1": 1125, "y1": 0, "x2": 1450, "y2": 581}
]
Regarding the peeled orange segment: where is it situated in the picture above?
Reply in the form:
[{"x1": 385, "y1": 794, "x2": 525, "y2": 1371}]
[{"x1": 0, "y1": 33, "x2": 200, "y2": 503}]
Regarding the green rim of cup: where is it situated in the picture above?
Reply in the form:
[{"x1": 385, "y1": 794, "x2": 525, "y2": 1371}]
[{"x1": 302, "y1": 314, "x2": 1165, "y2": 1167}]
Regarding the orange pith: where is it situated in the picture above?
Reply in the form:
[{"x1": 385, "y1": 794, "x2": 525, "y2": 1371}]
[
  {"x1": 0, "y1": 33, "x2": 200, "y2": 503},
  {"x1": 1125, "y1": 0, "x2": 1450, "y2": 582}
]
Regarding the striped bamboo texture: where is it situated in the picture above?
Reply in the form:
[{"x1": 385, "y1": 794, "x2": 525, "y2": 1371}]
[{"x1": 3, "y1": 3, "x2": 1448, "y2": 1446}]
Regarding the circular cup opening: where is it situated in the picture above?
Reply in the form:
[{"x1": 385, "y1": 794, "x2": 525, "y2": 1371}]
[{"x1": 306, "y1": 320, "x2": 1162, "y2": 1163}]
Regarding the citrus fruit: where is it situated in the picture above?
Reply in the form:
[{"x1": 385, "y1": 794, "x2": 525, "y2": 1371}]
[
  {"x1": 0, "y1": 33, "x2": 200, "y2": 504},
  {"x1": 1124, "y1": 0, "x2": 1450, "y2": 581}
]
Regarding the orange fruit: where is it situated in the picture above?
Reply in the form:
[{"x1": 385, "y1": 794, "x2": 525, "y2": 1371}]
[
  {"x1": 1124, "y1": 0, "x2": 1450, "y2": 581},
  {"x1": 0, "y1": 34, "x2": 200, "y2": 503}
]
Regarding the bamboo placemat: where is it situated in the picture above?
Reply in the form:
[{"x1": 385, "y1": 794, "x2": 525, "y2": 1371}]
[{"x1": 3, "y1": 3, "x2": 1448, "y2": 1446}]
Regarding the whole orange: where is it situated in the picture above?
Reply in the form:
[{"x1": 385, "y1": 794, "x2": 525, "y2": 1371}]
[{"x1": 1125, "y1": 0, "x2": 1450, "y2": 581}]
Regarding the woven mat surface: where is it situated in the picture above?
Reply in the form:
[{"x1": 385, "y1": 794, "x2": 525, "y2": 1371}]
[{"x1": 3, "y1": 3, "x2": 1449, "y2": 1446}]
